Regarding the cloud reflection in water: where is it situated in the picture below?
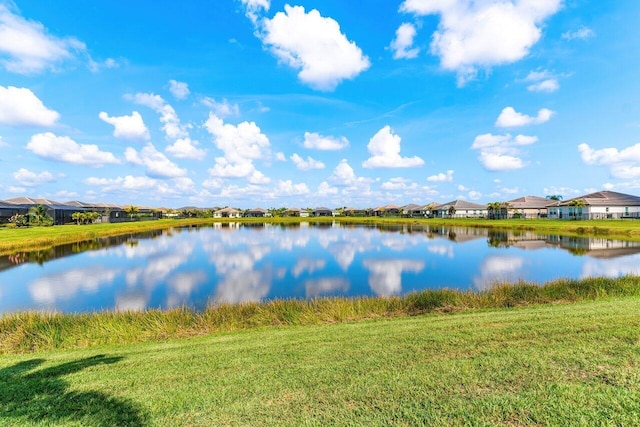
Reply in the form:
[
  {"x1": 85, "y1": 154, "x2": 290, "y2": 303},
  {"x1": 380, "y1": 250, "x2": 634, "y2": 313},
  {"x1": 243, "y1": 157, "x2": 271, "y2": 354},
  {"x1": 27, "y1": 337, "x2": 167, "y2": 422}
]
[{"x1": 362, "y1": 259, "x2": 425, "y2": 296}]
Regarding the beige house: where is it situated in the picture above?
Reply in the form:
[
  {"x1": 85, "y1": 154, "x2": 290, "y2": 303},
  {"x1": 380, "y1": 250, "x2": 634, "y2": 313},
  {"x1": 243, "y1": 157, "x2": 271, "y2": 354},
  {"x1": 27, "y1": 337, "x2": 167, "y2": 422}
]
[
  {"x1": 507, "y1": 196, "x2": 551, "y2": 218},
  {"x1": 284, "y1": 207, "x2": 310, "y2": 218},
  {"x1": 373, "y1": 204, "x2": 402, "y2": 216},
  {"x1": 214, "y1": 207, "x2": 242, "y2": 218}
]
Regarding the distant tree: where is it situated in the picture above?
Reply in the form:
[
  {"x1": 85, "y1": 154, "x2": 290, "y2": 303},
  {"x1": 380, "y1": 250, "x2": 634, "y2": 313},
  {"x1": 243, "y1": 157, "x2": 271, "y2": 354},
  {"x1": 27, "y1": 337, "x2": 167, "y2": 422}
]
[
  {"x1": 72, "y1": 212, "x2": 83, "y2": 225},
  {"x1": 28, "y1": 205, "x2": 53, "y2": 226},
  {"x1": 546, "y1": 195, "x2": 563, "y2": 201},
  {"x1": 487, "y1": 202, "x2": 502, "y2": 220},
  {"x1": 447, "y1": 206, "x2": 456, "y2": 218},
  {"x1": 124, "y1": 205, "x2": 139, "y2": 219},
  {"x1": 72, "y1": 211, "x2": 101, "y2": 225}
]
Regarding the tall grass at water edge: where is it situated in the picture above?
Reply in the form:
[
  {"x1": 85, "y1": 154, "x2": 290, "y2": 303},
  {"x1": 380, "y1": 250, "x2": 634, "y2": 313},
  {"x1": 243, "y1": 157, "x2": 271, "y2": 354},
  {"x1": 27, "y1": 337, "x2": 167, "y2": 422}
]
[{"x1": 2, "y1": 276, "x2": 640, "y2": 354}]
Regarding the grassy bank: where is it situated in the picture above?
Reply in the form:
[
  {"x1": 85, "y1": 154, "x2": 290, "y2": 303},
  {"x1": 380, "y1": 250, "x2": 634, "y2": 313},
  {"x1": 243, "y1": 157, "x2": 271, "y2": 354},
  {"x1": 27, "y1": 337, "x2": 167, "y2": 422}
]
[
  {"x1": 3, "y1": 216, "x2": 640, "y2": 256},
  {"x1": 1, "y1": 296, "x2": 639, "y2": 426},
  {"x1": 3, "y1": 276, "x2": 640, "y2": 354}
]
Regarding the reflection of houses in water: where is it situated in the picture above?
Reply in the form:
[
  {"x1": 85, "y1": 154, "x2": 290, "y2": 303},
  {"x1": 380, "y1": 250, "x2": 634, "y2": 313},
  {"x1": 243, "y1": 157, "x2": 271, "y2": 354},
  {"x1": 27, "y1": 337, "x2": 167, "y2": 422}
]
[
  {"x1": 429, "y1": 226, "x2": 488, "y2": 243},
  {"x1": 546, "y1": 235, "x2": 640, "y2": 258},
  {"x1": 486, "y1": 230, "x2": 640, "y2": 258}
]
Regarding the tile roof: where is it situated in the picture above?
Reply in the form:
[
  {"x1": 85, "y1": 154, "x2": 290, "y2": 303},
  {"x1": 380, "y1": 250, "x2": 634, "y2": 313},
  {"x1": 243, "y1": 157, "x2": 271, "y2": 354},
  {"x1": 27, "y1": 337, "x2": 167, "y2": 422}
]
[
  {"x1": 507, "y1": 196, "x2": 552, "y2": 209},
  {"x1": 560, "y1": 191, "x2": 640, "y2": 207},
  {"x1": 433, "y1": 200, "x2": 486, "y2": 210}
]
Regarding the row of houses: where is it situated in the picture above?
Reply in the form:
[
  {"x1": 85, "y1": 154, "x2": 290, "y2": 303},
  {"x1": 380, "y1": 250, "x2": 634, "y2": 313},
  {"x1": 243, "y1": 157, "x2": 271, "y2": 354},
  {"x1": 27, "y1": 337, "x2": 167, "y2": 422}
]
[
  {"x1": 213, "y1": 207, "x2": 339, "y2": 218},
  {"x1": 213, "y1": 191, "x2": 640, "y2": 220},
  {"x1": 0, "y1": 197, "x2": 161, "y2": 225},
  {"x1": 3, "y1": 191, "x2": 640, "y2": 225}
]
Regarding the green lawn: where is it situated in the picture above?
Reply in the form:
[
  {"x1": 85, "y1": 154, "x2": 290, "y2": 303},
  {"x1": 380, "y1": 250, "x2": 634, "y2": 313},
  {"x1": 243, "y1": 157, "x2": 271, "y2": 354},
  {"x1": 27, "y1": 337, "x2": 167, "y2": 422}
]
[{"x1": 2, "y1": 297, "x2": 639, "y2": 426}]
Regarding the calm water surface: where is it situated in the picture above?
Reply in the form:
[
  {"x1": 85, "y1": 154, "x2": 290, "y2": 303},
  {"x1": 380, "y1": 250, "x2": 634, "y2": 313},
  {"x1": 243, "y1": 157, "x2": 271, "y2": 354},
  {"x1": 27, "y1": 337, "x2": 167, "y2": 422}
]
[{"x1": 1, "y1": 222, "x2": 640, "y2": 314}]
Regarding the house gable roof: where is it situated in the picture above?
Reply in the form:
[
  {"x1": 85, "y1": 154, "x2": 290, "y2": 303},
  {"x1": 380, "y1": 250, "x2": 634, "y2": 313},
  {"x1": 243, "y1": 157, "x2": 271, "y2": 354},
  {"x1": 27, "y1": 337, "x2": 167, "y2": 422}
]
[
  {"x1": 433, "y1": 200, "x2": 486, "y2": 210},
  {"x1": 3, "y1": 196, "x2": 61, "y2": 206},
  {"x1": 560, "y1": 191, "x2": 640, "y2": 207},
  {"x1": 507, "y1": 196, "x2": 552, "y2": 209}
]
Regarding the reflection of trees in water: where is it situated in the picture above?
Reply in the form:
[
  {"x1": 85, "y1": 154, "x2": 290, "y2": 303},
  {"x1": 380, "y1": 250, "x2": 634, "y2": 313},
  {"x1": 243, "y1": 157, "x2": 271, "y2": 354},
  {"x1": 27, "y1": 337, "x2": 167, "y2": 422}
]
[
  {"x1": 2, "y1": 230, "x2": 166, "y2": 271},
  {"x1": 487, "y1": 230, "x2": 512, "y2": 248},
  {"x1": 0, "y1": 355, "x2": 147, "y2": 426}
]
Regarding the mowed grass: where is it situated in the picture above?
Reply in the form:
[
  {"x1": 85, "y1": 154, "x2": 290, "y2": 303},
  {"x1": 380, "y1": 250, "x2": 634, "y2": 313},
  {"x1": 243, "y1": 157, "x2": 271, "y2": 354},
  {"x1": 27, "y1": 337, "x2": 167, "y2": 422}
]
[
  {"x1": 3, "y1": 216, "x2": 640, "y2": 255},
  {"x1": 1, "y1": 297, "x2": 639, "y2": 426}
]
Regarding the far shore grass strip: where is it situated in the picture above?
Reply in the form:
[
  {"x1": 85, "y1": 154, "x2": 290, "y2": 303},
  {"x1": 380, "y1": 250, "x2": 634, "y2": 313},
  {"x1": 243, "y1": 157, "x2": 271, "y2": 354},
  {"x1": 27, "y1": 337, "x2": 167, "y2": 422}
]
[
  {"x1": 3, "y1": 216, "x2": 640, "y2": 255},
  {"x1": 2, "y1": 276, "x2": 640, "y2": 354}
]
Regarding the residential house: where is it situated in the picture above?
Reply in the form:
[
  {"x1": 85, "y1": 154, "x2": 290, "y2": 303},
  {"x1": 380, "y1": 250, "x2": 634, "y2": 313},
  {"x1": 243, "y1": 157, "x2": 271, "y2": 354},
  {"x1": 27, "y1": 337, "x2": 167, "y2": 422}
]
[
  {"x1": 373, "y1": 204, "x2": 402, "y2": 217},
  {"x1": 506, "y1": 196, "x2": 551, "y2": 218},
  {"x1": 431, "y1": 200, "x2": 487, "y2": 218},
  {"x1": 283, "y1": 207, "x2": 310, "y2": 217},
  {"x1": 245, "y1": 208, "x2": 270, "y2": 218},
  {"x1": 64, "y1": 200, "x2": 126, "y2": 222},
  {"x1": 213, "y1": 207, "x2": 242, "y2": 218},
  {"x1": 312, "y1": 207, "x2": 333, "y2": 217},
  {"x1": 402, "y1": 204, "x2": 432, "y2": 217},
  {"x1": 4, "y1": 197, "x2": 87, "y2": 225},
  {"x1": 343, "y1": 207, "x2": 367, "y2": 217},
  {"x1": 0, "y1": 201, "x2": 28, "y2": 224},
  {"x1": 550, "y1": 191, "x2": 640, "y2": 220}
]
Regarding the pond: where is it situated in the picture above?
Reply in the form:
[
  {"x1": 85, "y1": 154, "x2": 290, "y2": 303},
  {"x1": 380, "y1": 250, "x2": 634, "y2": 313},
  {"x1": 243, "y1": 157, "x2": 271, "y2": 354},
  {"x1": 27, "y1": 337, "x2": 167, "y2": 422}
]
[{"x1": 1, "y1": 222, "x2": 640, "y2": 314}]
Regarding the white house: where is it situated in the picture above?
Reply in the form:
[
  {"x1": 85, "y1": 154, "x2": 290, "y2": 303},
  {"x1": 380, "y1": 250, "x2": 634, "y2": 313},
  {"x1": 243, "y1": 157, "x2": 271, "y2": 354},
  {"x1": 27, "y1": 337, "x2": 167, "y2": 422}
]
[
  {"x1": 431, "y1": 200, "x2": 487, "y2": 218},
  {"x1": 549, "y1": 191, "x2": 640, "y2": 220},
  {"x1": 213, "y1": 207, "x2": 242, "y2": 218}
]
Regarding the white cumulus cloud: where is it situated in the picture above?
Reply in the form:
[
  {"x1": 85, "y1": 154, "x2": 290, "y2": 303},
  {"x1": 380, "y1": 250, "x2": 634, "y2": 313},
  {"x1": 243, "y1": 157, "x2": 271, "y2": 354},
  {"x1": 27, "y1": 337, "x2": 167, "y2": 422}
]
[
  {"x1": 400, "y1": 0, "x2": 562, "y2": 85},
  {"x1": 124, "y1": 143, "x2": 187, "y2": 178},
  {"x1": 362, "y1": 125, "x2": 424, "y2": 168},
  {"x1": 26, "y1": 132, "x2": 120, "y2": 167},
  {"x1": 98, "y1": 111, "x2": 150, "y2": 140},
  {"x1": 0, "y1": 4, "x2": 87, "y2": 74},
  {"x1": 303, "y1": 131, "x2": 349, "y2": 150},
  {"x1": 524, "y1": 69, "x2": 560, "y2": 93},
  {"x1": 259, "y1": 5, "x2": 370, "y2": 91},
  {"x1": 201, "y1": 97, "x2": 240, "y2": 118},
  {"x1": 13, "y1": 168, "x2": 55, "y2": 186},
  {"x1": 165, "y1": 137, "x2": 206, "y2": 160},
  {"x1": 240, "y1": 0, "x2": 270, "y2": 24},
  {"x1": 0, "y1": 86, "x2": 59, "y2": 127},
  {"x1": 168, "y1": 80, "x2": 190, "y2": 100},
  {"x1": 290, "y1": 153, "x2": 325, "y2": 171},
  {"x1": 562, "y1": 26, "x2": 594, "y2": 41},
  {"x1": 495, "y1": 106, "x2": 554, "y2": 128},
  {"x1": 85, "y1": 175, "x2": 195, "y2": 197},
  {"x1": 128, "y1": 92, "x2": 188, "y2": 140},
  {"x1": 471, "y1": 133, "x2": 537, "y2": 172},
  {"x1": 578, "y1": 142, "x2": 640, "y2": 179},
  {"x1": 427, "y1": 169, "x2": 454, "y2": 182},
  {"x1": 391, "y1": 22, "x2": 420, "y2": 59},
  {"x1": 204, "y1": 113, "x2": 271, "y2": 184}
]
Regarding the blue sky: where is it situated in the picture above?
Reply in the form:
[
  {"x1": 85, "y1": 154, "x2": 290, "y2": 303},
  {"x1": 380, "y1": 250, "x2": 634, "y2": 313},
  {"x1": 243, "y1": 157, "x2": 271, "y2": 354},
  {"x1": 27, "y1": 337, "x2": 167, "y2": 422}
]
[{"x1": 0, "y1": 0, "x2": 639, "y2": 208}]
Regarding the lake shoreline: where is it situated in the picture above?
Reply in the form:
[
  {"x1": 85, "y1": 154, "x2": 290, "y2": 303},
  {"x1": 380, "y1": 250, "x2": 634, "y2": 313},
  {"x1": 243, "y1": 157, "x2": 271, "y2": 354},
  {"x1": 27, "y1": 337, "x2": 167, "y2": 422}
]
[
  {"x1": 2, "y1": 276, "x2": 639, "y2": 354},
  {"x1": 3, "y1": 216, "x2": 640, "y2": 255}
]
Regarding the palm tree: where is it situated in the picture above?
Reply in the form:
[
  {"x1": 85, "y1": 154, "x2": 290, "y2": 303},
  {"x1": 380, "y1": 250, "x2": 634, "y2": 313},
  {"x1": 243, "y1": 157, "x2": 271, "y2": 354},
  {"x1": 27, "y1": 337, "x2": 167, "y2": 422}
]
[
  {"x1": 124, "y1": 205, "x2": 139, "y2": 219},
  {"x1": 546, "y1": 195, "x2": 563, "y2": 201},
  {"x1": 487, "y1": 202, "x2": 501, "y2": 220},
  {"x1": 28, "y1": 205, "x2": 53, "y2": 226},
  {"x1": 447, "y1": 205, "x2": 456, "y2": 218},
  {"x1": 568, "y1": 199, "x2": 587, "y2": 220}
]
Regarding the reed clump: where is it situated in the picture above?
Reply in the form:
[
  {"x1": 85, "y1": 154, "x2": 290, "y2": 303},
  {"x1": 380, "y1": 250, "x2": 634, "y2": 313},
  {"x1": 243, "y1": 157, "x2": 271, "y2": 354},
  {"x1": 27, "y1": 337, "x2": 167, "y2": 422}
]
[{"x1": 2, "y1": 276, "x2": 639, "y2": 354}]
